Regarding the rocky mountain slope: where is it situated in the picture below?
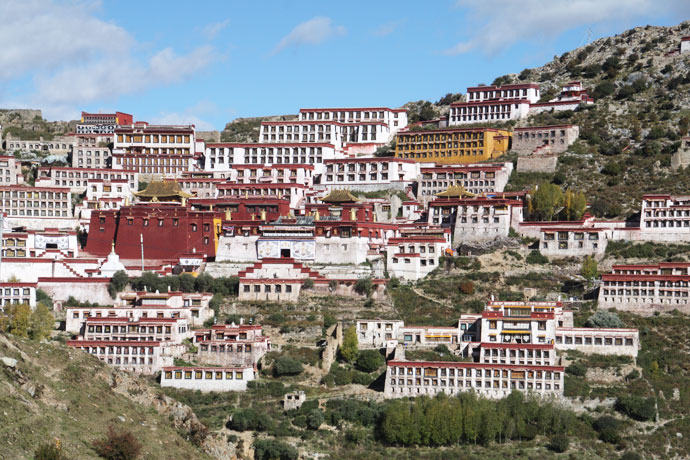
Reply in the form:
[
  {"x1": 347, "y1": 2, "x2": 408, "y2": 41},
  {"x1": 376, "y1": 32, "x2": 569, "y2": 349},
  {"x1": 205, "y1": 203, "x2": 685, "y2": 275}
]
[{"x1": 0, "y1": 334, "x2": 234, "y2": 459}]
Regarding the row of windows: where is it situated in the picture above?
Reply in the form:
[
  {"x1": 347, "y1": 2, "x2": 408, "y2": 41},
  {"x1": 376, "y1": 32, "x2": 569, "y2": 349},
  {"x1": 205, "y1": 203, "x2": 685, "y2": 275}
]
[
  {"x1": 87, "y1": 325, "x2": 174, "y2": 334},
  {"x1": 4, "y1": 210, "x2": 69, "y2": 217},
  {"x1": 326, "y1": 163, "x2": 389, "y2": 172},
  {"x1": 264, "y1": 124, "x2": 381, "y2": 133},
  {"x1": 199, "y1": 343, "x2": 253, "y2": 352},
  {"x1": 544, "y1": 232, "x2": 600, "y2": 241},
  {"x1": 392, "y1": 257, "x2": 436, "y2": 266},
  {"x1": 117, "y1": 134, "x2": 191, "y2": 144},
  {"x1": 51, "y1": 171, "x2": 134, "y2": 180},
  {"x1": 399, "y1": 142, "x2": 484, "y2": 150},
  {"x1": 516, "y1": 130, "x2": 567, "y2": 139},
  {"x1": 555, "y1": 336, "x2": 634, "y2": 346},
  {"x1": 242, "y1": 284, "x2": 294, "y2": 293},
  {"x1": 390, "y1": 366, "x2": 560, "y2": 379},
  {"x1": 604, "y1": 280, "x2": 690, "y2": 287},
  {"x1": 0, "y1": 190, "x2": 68, "y2": 199},
  {"x1": 300, "y1": 110, "x2": 395, "y2": 120},
  {"x1": 467, "y1": 88, "x2": 531, "y2": 100},
  {"x1": 603, "y1": 289, "x2": 689, "y2": 297},
  {"x1": 389, "y1": 379, "x2": 559, "y2": 392},
  {"x1": 325, "y1": 173, "x2": 390, "y2": 183},
  {"x1": 164, "y1": 369, "x2": 244, "y2": 380},
  {"x1": 399, "y1": 150, "x2": 487, "y2": 159}
]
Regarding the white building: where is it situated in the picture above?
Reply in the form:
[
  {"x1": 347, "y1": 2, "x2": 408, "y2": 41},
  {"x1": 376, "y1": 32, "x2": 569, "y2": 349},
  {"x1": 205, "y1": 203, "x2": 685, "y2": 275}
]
[
  {"x1": 449, "y1": 84, "x2": 540, "y2": 125},
  {"x1": 203, "y1": 142, "x2": 338, "y2": 174},
  {"x1": 161, "y1": 366, "x2": 256, "y2": 392},
  {"x1": 682, "y1": 36, "x2": 690, "y2": 54},
  {"x1": 72, "y1": 133, "x2": 114, "y2": 168},
  {"x1": 529, "y1": 82, "x2": 594, "y2": 114},
  {"x1": 418, "y1": 162, "x2": 513, "y2": 202},
  {"x1": 321, "y1": 157, "x2": 418, "y2": 192},
  {"x1": 36, "y1": 167, "x2": 138, "y2": 194},
  {"x1": 0, "y1": 282, "x2": 37, "y2": 309},
  {"x1": 386, "y1": 235, "x2": 451, "y2": 281},
  {"x1": 113, "y1": 123, "x2": 196, "y2": 177},
  {"x1": 0, "y1": 155, "x2": 23, "y2": 185}
]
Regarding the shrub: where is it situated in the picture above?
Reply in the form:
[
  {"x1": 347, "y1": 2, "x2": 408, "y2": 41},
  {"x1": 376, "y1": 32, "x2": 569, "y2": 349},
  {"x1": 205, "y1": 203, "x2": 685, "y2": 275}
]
[
  {"x1": 354, "y1": 278, "x2": 373, "y2": 296},
  {"x1": 566, "y1": 362, "x2": 587, "y2": 377},
  {"x1": 387, "y1": 277, "x2": 400, "y2": 289},
  {"x1": 620, "y1": 452, "x2": 643, "y2": 460},
  {"x1": 548, "y1": 434, "x2": 570, "y2": 453},
  {"x1": 322, "y1": 312, "x2": 337, "y2": 329},
  {"x1": 459, "y1": 280, "x2": 475, "y2": 295},
  {"x1": 593, "y1": 416, "x2": 623, "y2": 444},
  {"x1": 273, "y1": 356, "x2": 304, "y2": 376},
  {"x1": 586, "y1": 310, "x2": 623, "y2": 328},
  {"x1": 526, "y1": 250, "x2": 548, "y2": 265},
  {"x1": 306, "y1": 409, "x2": 324, "y2": 430},
  {"x1": 355, "y1": 350, "x2": 384, "y2": 373},
  {"x1": 302, "y1": 279, "x2": 314, "y2": 289},
  {"x1": 228, "y1": 408, "x2": 275, "y2": 432},
  {"x1": 253, "y1": 439, "x2": 298, "y2": 460},
  {"x1": 34, "y1": 442, "x2": 68, "y2": 460},
  {"x1": 340, "y1": 326, "x2": 359, "y2": 363},
  {"x1": 615, "y1": 395, "x2": 656, "y2": 421},
  {"x1": 92, "y1": 426, "x2": 142, "y2": 460}
]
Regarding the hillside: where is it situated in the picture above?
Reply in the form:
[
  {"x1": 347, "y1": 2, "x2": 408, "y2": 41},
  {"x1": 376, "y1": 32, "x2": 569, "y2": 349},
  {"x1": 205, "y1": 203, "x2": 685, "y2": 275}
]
[
  {"x1": 0, "y1": 334, "x2": 233, "y2": 459},
  {"x1": 417, "y1": 21, "x2": 690, "y2": 219}
]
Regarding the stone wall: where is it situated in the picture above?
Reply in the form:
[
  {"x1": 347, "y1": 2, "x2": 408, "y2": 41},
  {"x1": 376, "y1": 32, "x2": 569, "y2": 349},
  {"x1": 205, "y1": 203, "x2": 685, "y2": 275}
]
[
  {"x1": 38, "y1": 279, "x2": 113, "y2": 305},
  {"x1": 516, "y1": 155, "x2": 558, "y2": 173},
  {"x1": 321, "y1": 322, "x2": 343, "y2": 371}
]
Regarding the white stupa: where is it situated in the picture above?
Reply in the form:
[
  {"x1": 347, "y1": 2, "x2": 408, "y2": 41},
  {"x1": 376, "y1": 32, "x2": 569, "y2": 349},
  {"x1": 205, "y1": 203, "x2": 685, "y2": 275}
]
[{"x1": 99, "y1": 242, "x2": 126, "y2": 277}]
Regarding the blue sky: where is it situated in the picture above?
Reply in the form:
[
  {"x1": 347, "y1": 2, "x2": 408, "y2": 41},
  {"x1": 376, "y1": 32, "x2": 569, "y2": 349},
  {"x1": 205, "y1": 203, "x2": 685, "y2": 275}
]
[{"x1": 1, "y1": 0, "x2": 689, "y2": 130}]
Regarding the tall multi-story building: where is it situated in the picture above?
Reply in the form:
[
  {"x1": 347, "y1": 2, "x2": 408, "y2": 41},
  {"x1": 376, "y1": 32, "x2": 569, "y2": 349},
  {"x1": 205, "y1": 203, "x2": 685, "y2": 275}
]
[
  {"x1": 203, "y1": 142, "x2": 337, "y2": 174},
  {"x1": 321, "y1": 157, "x2": 418, "y2": 191},
  {"x1": 0, "y1": 155, "x2": 23, "y2": 185},
  {"x1": 395, "y1": 128, "x2": 511, "y2": 165},
  {"x1": 599, "y1": 263, "x2": 690, "y2": 314},
  {"x1": 417, "y1": 162, "x2": 513, "y2": 201},
  {"x1": 448, "y1": 83, "x2": 540, "y2": 125},
  {"x1": 639, "y1": 194, "x2": 690, "y2": 240},
  {"x1": 36, "y1": 167, "x2": 138, "y2": 194},
  {"x1": 0, "y1": 185, "x2": 72, "y2": 219},
  {"x1": 72, "y1": 133, "x2": 114, "y2": 168},
  {"x1": 113, "y1": 122, "x2": 196, "y2": 177},
  {"x1": 259, "y1": 107, "x2": 407, "y2": 154},
  {"x1": 378, "y1": 300, "x2": 638, "y2": 400}
]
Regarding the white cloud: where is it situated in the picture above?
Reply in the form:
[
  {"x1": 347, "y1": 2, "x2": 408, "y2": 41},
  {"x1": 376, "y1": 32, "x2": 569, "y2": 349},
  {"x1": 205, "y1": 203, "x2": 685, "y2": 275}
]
[
  {"x1": 150, "y1": 100, "x2": 219, "y2": 131},
  {"x1": 0, "y1": 0, "x2": 217, "y2": 120},
  {"x1": 202, "y1": 19, "x2": 230, "y2": 40},
  {"x1": 444, "y1": 0, "x2": 689, "y2": 55},
  {"x1": 272, "y1": 17, "x2": 346, "y2": 55},
  {"x1": 371, "y1": 19, "x2": 407, "y2": 37}
]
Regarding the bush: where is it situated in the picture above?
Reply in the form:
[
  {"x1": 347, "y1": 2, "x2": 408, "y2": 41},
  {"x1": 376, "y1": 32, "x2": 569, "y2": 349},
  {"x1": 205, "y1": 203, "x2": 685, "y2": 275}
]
[
  {"x1": 586, "y1": 310, "x2": 623, "y2": 328},
  {"x1": 323, "y1": 312, "x2": 337, "y2": 329},
  {"x1": 34, "y1": 442, "x2": 68, "y2": 460},
  {"x1": 92, "y1": 426, "x2": 142, "y2": 460},
  {"x1": 302, "y1": 279, "x2": 314, "y2": 289},
  {"x1": 355, "y1": 350, "x2": 384, "y2": 373},
  {"x1": 458, "y1": 280, "x2": 475, "y2": 295},
  {"x1": 566, "y1": 362, "x2": 587, "y2": 377},
  {"x1": 354, "y1": 278, "x2": 373, "y2": 296},
  {"x1": 273, "y1": 356, "x2": 304, "y2": 377},
  {"x1": 620, "y1": 452, "x2": 643, "y2": 460},
  {"x1": 615, "y1": 396, "x2": 656, "y2": 421},
  {"x1": 253, "y1": 439, "x2": 298, "y2": 460},
  {"x1": 306, "y1": 409, "x2": 324, "y2": 430},
  {"x1": 340, "y1": 326, "x2": 359, "y2": 363},
  {"x1": 526, "y1": 250, "x2": 548, "y2": 265},
  {"x1": 593, "y1": 416, "x2": 623, "y2": 444},
  {"x1": 548, "y1": 434, "x2": 570, "y2": 453},
  {"x1": 228, "y1": 408, "x2": 275, "y2": 432}
]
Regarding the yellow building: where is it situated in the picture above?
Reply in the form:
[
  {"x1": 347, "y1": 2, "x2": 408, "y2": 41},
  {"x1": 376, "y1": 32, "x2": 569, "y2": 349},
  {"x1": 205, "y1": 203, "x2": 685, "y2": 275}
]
[{"x1": 395, "y1": 128, "x2": 511, "y2": 164}]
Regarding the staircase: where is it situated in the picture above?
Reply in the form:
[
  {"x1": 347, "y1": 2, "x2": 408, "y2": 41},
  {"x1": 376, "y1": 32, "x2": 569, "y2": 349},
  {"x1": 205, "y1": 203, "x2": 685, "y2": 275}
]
[{"x1": 238, "y1": 258, "x2": 327, "y2": 281}]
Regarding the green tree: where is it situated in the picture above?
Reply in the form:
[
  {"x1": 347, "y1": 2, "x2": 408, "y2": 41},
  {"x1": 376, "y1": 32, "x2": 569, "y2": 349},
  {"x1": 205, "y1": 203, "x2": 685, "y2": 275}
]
[
  {"x1": 30, "y1": 303, "x2": 55, "y2": 341},
  {"x1": 581, "y1": 256, "x2": 598, "y2": 281},
  {"x1": 108, "y1": 270, "x2": 129, "y2": 298},
  {"x1": 355, "y1": 349, "x2": 384, "y2": 373},
  {"x1": 273, "y1": 356, "x2": 304, "y2": 376},
  {"x1": 586, "y1": 310, "x2": 623, "y2": 328},
  {"x1": 530, "y1": 182, "x2": 564, "y2": 221},
  {"x1": 306, "y1": 409, "x2": 324, "y2": 430},
  {"x1": 6, "y1": 304, "x2": 31, "y2": 338},
  {"x1": 340, "y1": 326, "x2": 359, "y2": 362}
]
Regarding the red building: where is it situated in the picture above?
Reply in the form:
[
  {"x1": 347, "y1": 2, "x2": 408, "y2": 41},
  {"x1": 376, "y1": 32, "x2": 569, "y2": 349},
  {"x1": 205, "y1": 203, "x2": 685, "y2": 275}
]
[{"x1": 85, "y1": 203, "x2": 223, "y2": 260}]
